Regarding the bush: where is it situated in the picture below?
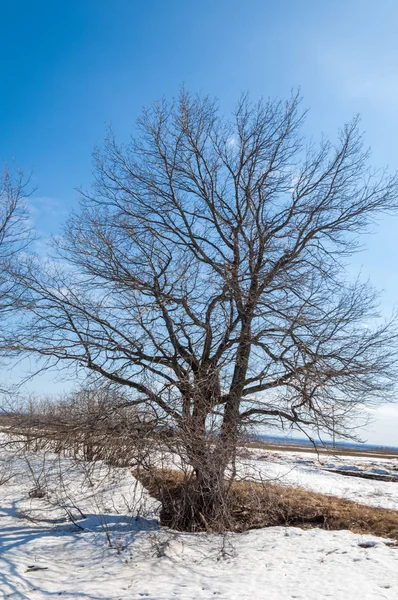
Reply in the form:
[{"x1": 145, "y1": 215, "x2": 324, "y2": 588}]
[{"x1": 137, "y1": 467, "x2": 398, "y2": 540}]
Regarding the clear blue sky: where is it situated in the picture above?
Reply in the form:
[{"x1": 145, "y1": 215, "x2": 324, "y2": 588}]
[{"x1": 2, "y1": 0, "x2": 398, "y2": 444}]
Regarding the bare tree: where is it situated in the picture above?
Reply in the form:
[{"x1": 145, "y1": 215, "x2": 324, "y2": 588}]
[
  {"x1": 8, "y1": 91, "x2": 398, "y2": 529},
  {"x1": 0, "y1": 167, "x2": 31, "y2": 314},
  {"x1": 0, "y1": 167, "x2": 31, "y2": 408}
]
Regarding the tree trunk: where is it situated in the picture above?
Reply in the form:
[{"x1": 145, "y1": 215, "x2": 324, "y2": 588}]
[{"x1": 164, "y1": 412, "x2": 233, "y2": 531}]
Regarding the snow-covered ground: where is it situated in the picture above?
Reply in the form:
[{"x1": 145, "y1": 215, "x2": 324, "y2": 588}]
[
  {"x1": 237, "y1": 448, "x2": 398, "y2": 510},
  {"x1": 1, "y1": 442, "x2": 398, "y2": 599}
]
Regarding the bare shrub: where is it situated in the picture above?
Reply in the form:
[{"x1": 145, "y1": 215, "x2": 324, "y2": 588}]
[
  {"x1": 138, "y1": 467, "x2": 398, "y2": 541},
  {"x1": 5, "y1": 385, "x2": 159, "y2": 467}
]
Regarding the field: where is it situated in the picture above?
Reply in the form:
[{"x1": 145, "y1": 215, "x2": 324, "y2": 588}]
[
  {"x1": 1, "y1": 437, "x2": 398, "y2": 599},
  {"x1": 243, "y1": 439, "x2": 398, "y2": 460}
]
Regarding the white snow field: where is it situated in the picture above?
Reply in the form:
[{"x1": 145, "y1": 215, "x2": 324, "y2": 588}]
[
  {"x1": 236, "y1": 448, "x2": 398, "y2": 510},
  {"x1": 1, "y1": 443, "x2": 398, "y2": 599}
]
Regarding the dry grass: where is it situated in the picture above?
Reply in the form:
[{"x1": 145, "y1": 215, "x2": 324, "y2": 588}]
[
  {"x1": 136, "y1": 468, "x2": 398, "y2": 541},
  {"x1": 232, "y1": 480, "x2": 398, "y2": 540}
]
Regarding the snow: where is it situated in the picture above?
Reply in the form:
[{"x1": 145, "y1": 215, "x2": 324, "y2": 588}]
[
  {"x1": 237, "y1": 448, "x2": 398, "y2": 510},
  {"x1": 1, "y1": 442, "x2": 398, "y2": 599}
]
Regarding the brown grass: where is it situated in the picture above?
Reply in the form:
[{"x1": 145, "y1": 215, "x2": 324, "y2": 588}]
[{"x1": 136, "y1": 468, "x2": 398, "y2": 541}]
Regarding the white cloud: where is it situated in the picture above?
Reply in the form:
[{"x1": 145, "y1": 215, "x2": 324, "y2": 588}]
[{"x1": 364, "y1": 403, "x2": 398, "y2": 418}]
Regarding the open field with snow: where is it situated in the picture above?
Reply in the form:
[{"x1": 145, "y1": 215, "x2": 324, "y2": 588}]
[
  {"x1": 237, "y1": 447, "x2": 398, "y2": 511},
  {"x1": 1, "y1": 442, "x2": 398, "y2": 599}
]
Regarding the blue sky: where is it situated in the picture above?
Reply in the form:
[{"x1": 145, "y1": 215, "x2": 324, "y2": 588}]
[{"x1": 2, "y1": 0, "x2": 398, "y2": 444}]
